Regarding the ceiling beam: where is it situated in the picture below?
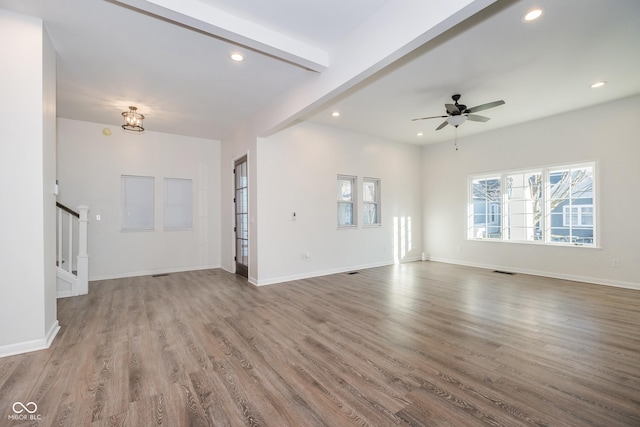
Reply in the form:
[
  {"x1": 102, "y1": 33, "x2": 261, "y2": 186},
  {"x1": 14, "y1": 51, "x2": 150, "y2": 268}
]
[
  {"x1": 112, "y1": 0, "x2": 329, "y2": 72},
  {"x1": 250, "y1": 0, "x2": 498, "y2": 137}
]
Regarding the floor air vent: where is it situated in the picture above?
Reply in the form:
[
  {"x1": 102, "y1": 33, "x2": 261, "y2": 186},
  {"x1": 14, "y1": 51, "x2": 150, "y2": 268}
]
[
  {"x1": 493, "y1": 270, "x2": 515, "y2": 275},
  {"x1": 152, "y1": 273, "x2": 170, "y2": 278},
  {"x1": 347, "y1": 271, "x2": 360, "y2": 275}
]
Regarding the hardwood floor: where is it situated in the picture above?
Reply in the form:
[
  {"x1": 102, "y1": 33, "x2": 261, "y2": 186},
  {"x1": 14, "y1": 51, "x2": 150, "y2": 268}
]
[{"x1": 1, "y1": 262, "x2": 639, "y2": 426}]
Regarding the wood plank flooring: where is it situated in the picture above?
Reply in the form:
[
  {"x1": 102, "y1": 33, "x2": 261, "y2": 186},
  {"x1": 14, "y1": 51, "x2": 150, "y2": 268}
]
[{"x1": 1, "y1": 261, "x2": 639, "y2": 426}]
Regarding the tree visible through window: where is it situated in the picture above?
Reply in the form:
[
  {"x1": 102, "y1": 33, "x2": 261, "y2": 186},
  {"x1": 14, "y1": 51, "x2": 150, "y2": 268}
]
[
  {"x1": 548, "y1": 166, "x2": 594, "y2": 244},
  {"x1": 363, "y1": 178, "x2": 380, "y2": 226},
  {"x1": 505, "y1": 172, "x2": 542, "y2": 241},
  {"x1": 468, "y1": 163, "x2": 595, "y2": 245},
  {"x1": 337, "y1": 175, "x2": 356, "y2": 227}
]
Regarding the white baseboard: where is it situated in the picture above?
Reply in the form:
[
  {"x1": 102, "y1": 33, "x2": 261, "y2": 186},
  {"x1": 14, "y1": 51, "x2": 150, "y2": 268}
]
[
  {"x1": 46, "y1": 320, "x2": 61, "y2": 347},
  {"x1": 56, "y1": 290, "x2": 75, "y2": 299},
  {"x1": 89, "y1": 264, "x2": 222, "y2": 281},
  {"x1": 0, "y1": 321, "x2": 60, "y2": 358},
  {"x1": 428, "y1": 257, "x2": 640, "y2": 291},
  {"x1": 254, "y1": 257, "x2": 421, "y2": 287}
]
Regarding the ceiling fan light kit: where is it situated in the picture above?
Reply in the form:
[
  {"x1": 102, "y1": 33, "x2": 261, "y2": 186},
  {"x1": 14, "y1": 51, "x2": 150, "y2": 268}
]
[
  {"x1": 447, "y1": 115, "x2": 467, "y2": 127},
  {"x1": 412, "y1": 94, "x2": 505, "y2": 131}
]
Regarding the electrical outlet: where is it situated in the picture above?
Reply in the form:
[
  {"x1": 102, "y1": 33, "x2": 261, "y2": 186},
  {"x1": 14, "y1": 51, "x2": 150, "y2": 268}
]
[{"x1": 612, "y1": 258, "x2": 620, "y2": 268}]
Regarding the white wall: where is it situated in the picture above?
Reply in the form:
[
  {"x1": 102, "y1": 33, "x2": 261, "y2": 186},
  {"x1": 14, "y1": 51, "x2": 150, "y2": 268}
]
[
  {"x1": 422, "y1": 95, "x2": 640, "y2": 289},
  {"x1": 57, "y1": 118, "x2": 222, "y2": 280},
  {"x1": 256, "y1": 121, "x2": 423, "y2": 285},
  {"x1": 0, "y1": 9, "x2": 58, "y2": 356},
  {"x1": 42, "y1": 25, "x2": 58, "y2": 338}
]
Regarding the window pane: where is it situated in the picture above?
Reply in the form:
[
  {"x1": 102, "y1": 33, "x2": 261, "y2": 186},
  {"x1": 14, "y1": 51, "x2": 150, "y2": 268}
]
[
  {"x1": 338, "y1": 175, "x2": 357, "y2": 227},
  {"x1": 363, "y1": 181, "x2": 377, "y2": 202},
  {"x1": 337, "y1": 179, "x2": 352, "y2": 201},
  {"x1": 363, "y1": 178, "x2": 380, "y2": 225},
  {"x1": 363, "y1": 203, "x2": 378, "y2": 225},
  {"x1": 338, "y1": 202, "x2": 354, "y2": 226},
  {"x1": 164, "y1": 178, "x2": 192, "y2": 230},
  {"x1": 547, "y1": 165, "x2": 594, "y2": 245},
  {"x1": 504, "y1": 172, "x2": 542, "y2": 241},
  {"x1": 470, "y1": 177, "x2": 501, "y2": 239},
  {"x1": 121, "y1": 175, "x2": 154, "y2": 231}
]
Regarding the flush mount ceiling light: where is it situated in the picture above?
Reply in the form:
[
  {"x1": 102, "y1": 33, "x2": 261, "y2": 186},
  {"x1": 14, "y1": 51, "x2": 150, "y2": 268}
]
[
  {"x1": 230, "y1": 52, "x2": 244, "y2": 62},
  {"x1": 590, "y1": 81, "x2": 606, "y2": 88},
  {"x1": 121, "y1": 106, "x2": 144, "y2": 133},
  {"x1": 331, "y1": 111, "x2": 341, "y2": 117},
  {"x1": 523, "y1": 8, "x2": 543, "y2": 22}
]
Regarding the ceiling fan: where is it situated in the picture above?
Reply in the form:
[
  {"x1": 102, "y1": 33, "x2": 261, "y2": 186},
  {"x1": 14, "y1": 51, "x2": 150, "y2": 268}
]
[{"x1": 412, "y1": 94, "x2": 505, "y2": 130}]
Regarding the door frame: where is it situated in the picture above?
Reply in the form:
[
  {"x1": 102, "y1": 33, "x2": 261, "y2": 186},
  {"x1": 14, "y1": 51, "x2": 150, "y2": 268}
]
[{"x1": 233, "y1": 155, "x2": 249, "y2": 278}]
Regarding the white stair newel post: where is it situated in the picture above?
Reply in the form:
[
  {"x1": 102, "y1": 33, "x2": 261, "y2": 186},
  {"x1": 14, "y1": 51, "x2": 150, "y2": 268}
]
[
  {"x1": 67, "y1": 213, "x2": 73, "y2": 273},
  {"x1": 57, "y1": 209, "x2": 63, "y2": 269},
  {"x1": 76, "y1": 205, "x2": 90, "y2": 295}
]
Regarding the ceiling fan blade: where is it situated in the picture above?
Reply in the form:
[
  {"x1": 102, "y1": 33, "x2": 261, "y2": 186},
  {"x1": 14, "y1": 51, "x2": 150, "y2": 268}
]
[
  {"x1": 466, "y1": 114, "x2": 490, "y2": 122},
  {"x1": 445, "y1": 103, "x2": 459, "y2": 114},
  {"x1": 465, "y1": 100, "x2": 505, "y2": 113},
  {"x1": 411, "y1": 115, "x2": 447, "y2": 121},
  {"x1": 436, "y1": 120, "x2": 449, "y2": 130}
]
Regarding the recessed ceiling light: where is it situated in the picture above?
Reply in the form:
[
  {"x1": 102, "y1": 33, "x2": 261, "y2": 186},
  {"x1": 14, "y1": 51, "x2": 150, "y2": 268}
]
[
  {"x1": 417, "y1": 132, "x2": 424, "y2": 137},
  {"x1": 230, "y1": 52, "x2": 244, "y2": 62},
  {"x1": 590, "y1": 81, "x2": 606, "y2": 88},
  {"x1": 523, "y1": 8, "x2": 543, "y2": 22},
  {"x1": 331, "y1": 111, "x2": 340, "y2": 117}
]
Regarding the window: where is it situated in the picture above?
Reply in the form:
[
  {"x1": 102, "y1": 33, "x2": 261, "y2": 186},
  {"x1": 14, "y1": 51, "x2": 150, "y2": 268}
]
[
  {"x1": 337, "y1": 175, "x2": 357, "y2": 227},
  {"x1": 549, "y1": 165, "x2": 595, "y2": 244},
  {"x1": 468, "y1": 163, "x2": 595, "y2": 245},
  {"x1": 470, "y1": 176, "x2": 502, "y2": 239},
  {"x1": 505, "y1": 171, "x2": 542, "y2": 241},
  {"x1": 363, "y1": 178, "x2": 380, "y2": 226},
  {"x1": 121, "y1": 175, "x2": 154, "y2": 231},
  {"x1": 164, "y1": 178, "x2": 193, "y2": 230}
]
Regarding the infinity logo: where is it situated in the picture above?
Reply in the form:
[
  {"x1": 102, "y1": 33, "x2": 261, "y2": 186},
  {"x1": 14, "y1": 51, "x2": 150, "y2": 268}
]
[{"x1": 12, "y1": 402, "x2": 38, "y2": 414}]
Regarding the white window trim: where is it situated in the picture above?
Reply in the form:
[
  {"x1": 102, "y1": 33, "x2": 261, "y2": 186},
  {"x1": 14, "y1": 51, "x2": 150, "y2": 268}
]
[
  {"x1": 468, "y1": 162, "x2": 597, "y2": 247},
  {"x1": 363, "y1": 177, "x2": 381, "y2": 227},
  {"x1": 337, "y1": 174, "x2": 357, "y2": 228}
]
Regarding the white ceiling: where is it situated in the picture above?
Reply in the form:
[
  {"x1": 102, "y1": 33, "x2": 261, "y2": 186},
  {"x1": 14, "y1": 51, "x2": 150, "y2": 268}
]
[
  {"x1": 1, "y1": 0, "x2": 639, "y2": 145},
  {"x1": 307, "y1": 0, "x2": 640, "y2": 145}
]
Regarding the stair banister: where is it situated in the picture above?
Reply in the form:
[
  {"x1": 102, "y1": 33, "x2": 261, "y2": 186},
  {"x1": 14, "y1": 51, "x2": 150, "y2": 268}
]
[{"x1": 55, "y1": 202, "x2": 89, "y2": 297}]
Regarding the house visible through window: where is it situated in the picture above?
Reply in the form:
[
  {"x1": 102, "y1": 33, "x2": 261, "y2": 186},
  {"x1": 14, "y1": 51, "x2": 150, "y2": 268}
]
[
  {"x1": 470, "y1": 176, "x2": 502, "y2": 239},
  {"x1": 337, "y1": 175, "x2": 356, "y2": 227},
  {"x1": 363, "y1": 177, "x2": 380, "y2": 226},
  {"x1": 468, "y1": 163, "x2": 595, "y2": 245},
  {"x1": 549, "y1": 165, "x2": 595, "y2": 244},
  {"x1": 563, "y1": 205, "x2": 593, "y2": 227}
]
